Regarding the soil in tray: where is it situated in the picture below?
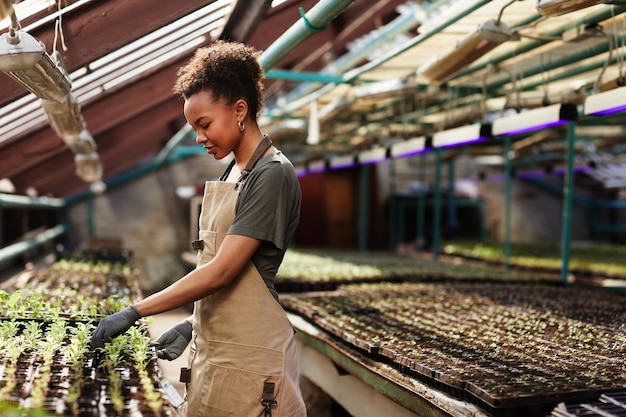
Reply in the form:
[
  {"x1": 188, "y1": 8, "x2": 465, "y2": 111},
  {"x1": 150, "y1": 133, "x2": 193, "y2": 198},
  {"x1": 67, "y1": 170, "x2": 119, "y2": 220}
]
[
  {"x1": 282, "y1": 281, "x2": 626, "y2": 417},
  {"x1": 0, "y1": 322, "x2": 171, "y2": 417}
]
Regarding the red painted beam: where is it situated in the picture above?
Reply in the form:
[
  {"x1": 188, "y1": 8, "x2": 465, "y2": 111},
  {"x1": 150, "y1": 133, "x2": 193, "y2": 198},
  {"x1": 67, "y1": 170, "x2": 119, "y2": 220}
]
[
  {"x1": 9, "y1": 94, "x2": 183, "y2": 197},
  {"x1": 0, "y1": 0, "x2": 214, "y2": 107}
]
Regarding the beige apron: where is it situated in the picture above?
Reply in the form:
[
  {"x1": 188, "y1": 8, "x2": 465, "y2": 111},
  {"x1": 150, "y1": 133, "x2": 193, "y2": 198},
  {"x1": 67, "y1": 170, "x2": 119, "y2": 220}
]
[{"x1": 185, "y1": 145, "x2": 307, "y2": 417}]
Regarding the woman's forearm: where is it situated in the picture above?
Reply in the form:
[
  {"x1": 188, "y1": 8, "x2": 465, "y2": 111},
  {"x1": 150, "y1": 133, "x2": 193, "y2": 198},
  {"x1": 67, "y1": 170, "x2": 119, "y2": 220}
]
[{"x1": 133, "y1": 234, "x2": 261, "y2": 317}]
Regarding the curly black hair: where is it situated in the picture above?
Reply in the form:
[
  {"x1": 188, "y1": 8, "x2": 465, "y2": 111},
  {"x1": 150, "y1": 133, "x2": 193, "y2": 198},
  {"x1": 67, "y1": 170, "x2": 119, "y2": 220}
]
[{"x1": 173, "y1": 40, "x2": 265, "y2": 119}]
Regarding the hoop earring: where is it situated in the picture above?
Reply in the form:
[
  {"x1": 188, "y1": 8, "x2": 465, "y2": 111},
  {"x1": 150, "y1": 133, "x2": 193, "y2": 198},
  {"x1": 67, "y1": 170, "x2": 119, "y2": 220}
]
[{"x1": 238, "y1": 120, "x2": 245, "y2": 132}]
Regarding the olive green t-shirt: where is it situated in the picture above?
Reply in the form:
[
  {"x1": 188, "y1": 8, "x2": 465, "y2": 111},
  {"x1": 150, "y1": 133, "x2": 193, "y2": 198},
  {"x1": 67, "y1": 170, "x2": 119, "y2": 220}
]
[{"x1": 227, "y1": 151, "x2": 301, "y2": 302}]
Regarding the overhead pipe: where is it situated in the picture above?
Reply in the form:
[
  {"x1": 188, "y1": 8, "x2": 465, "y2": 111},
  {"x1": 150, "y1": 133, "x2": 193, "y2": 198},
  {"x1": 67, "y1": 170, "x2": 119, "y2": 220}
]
[
  {"x1": 265, "y1": 69, "x2": 344, "y2": 84},
  {"x1": 272, "y1": 0, "x2": 490, "y2": 118},
  {"x1": 0, "y1": 193, "x2": 65, "y2": 209},
  {"x1": 270, "y1": 0, "x2": 498, "y2": 118},
  {"x1": 259, "y1": 0, "x2": 357, "y2": 70},
  {"x1": 276, "y1": 0, "x2": 430, "y2": 109},
  {"x1": 343, "y1": 0, "x2": 493, "y2": 83},
  {"x1": 0, "y1": 224, "x2": 66, "y2": 266},
  {"x1": 67, "y1": 148, "x2": 199, "y2": 206}
]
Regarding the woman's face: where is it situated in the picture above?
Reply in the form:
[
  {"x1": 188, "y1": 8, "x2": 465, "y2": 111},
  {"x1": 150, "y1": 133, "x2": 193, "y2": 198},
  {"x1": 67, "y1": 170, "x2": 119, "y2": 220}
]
[{"x1": 184, "y1": 90, "x2": 242, "y2": 160}]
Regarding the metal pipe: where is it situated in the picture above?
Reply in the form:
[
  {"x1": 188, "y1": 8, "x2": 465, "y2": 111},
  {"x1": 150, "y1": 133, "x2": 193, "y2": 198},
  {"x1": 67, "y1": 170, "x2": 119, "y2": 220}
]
[
  {"x1": 417, "y1": 153, "x2": 426, "y2": 251},
  {"x1": 0, "y1": 224, "x2": 66, "y2": 265},
  {"x1": 560, "y1": 122, "x2": 576, "y2": 284},
  {"x1": 433, "y1": 149, "x2": 441, "y2": 262},
  {"x1": 504, "y1": 135, "x2": 512, "y2": 269},
  {"x1": 447, "y1": 158, "x2": 457, "y2": 232},
  {"x1": 259, "y1": 0, "x2": 356, "y2": 70},
  {"x1": 265, "y1": 69, "x2": 344, "y2": 84},
  {"x1": 280, "y1": 0, "x2": 429, "y2": 105},
  {"x1": 346, "y1": 0, "x2": 494, "y2": 83},
  {"x1": 0, "y1": 193, "x2": 65, "y2": 209},
  {"x1": 358, "y1": 165, "x2": 370, "y2": 251}
]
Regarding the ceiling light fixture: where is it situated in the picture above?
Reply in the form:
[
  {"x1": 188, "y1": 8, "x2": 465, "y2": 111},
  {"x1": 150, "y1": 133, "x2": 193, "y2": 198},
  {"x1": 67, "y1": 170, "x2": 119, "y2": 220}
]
[
  {"x1": 432, "y1": 124, "x2": 492, "y2": 148},
  {"x1": 504, "y1": 90, "x2": 586, "y2": 110},
  {"x1": 357, "y1": 147, "x2": 387, "y2": 165},
  {"x1": 307, "y1": 159, "x2": 326, "y2": 174},
  {"x1": 0, "y1": 29, "x2": 71, "y2": 100},
  {"x1": 306, "y1": 99, "x2": 320, "y2": 145},
  {"x1": 68, "y1": 130, "x2": 97, "y2": 154},
  {"x1": 75, "y1": 152, "x2": 103, "y2": 183},
  {"x1": 584, "y1": 86, "x2": 626, "y2": 116},
  {"x1": 330, "y1": 154, "x2": 356, "y2": 170},
  {"x1": 390, "y1": 136, "x2": 430, "y2": 158},
  {"x1": 536, "y1": 0, "x2": 607, "y2": 17},
  {"x1": 492, "y1": 103, "x2": 578, "y2": 136},
  {"x1": 417, "y1": 19, "x2": 514, "y2": 84},
  {"x1": 41, "y1": 94, "x2": 84, "y2": 141}
]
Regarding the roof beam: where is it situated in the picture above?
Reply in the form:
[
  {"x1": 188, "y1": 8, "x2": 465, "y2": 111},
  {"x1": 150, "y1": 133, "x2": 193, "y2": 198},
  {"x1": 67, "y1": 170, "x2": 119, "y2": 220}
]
[
  {"x1": 220, "y1": 0, "x2": 272, "y2": 43},
  {"x1": 0, "y1": 0, "x2": 215, "y2": 107}
]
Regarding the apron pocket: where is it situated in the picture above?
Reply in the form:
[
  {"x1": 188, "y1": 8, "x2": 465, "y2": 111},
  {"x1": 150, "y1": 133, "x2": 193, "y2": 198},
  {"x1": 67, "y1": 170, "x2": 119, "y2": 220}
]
[
  {"x1": 190, "y1": 341, "x2": 285, "y2": 417},
  {"x1": 197, "y1": 230, "x2": 217, "y2": 265}
]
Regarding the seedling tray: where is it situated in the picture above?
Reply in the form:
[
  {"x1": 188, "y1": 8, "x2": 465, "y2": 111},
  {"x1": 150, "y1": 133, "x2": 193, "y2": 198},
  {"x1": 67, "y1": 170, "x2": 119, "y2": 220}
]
[
  {"x1": 0, "y1": 318, "x2": 173, "y2": 416},
  {"x1": 282, "y1": 281, "x2": 626, "y2": 417}
]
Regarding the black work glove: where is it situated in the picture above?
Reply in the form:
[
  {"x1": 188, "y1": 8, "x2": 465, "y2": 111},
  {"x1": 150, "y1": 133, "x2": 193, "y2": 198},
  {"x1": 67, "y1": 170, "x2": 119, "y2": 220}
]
[
  {"x1": 150, "y1": 320, "x2": 193, "y2": 360},
  {"x1": 91, "y1": 306, "x2": 142, "y2": 350}
]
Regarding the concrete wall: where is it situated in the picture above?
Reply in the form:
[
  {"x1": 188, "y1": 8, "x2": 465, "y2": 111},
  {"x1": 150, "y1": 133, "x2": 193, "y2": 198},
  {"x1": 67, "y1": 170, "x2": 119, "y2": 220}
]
[{"x1": 481, "y1": 177, "x2": 590, "y2": 243}]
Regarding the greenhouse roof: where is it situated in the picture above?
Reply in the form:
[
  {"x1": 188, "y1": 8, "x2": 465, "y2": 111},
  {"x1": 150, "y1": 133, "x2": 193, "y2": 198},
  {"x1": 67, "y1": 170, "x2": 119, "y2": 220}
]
[{"x1": 1, "y1": 0, "x2": 626, "y2": 197}]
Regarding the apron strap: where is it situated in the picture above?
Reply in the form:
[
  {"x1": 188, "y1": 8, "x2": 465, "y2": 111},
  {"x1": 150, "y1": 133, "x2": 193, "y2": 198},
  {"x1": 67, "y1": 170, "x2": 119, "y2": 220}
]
[
  {"x1": 219, "y1": 159, "x2": 236, "y2": 182},
  {"x1": 234, "y1": 134, "x2": 273, "y2": 190},
  {"x1": 219, "y1": 134, "x2": 272, "y2": 184}
]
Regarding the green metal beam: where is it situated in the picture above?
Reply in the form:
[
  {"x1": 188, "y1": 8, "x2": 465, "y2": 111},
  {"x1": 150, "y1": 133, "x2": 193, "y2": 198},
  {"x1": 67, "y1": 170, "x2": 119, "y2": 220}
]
[
  {"x1": 358, "y1": 165, "x2": 370, "y2": 251},
  {"x1": 344, "y1": 0, "x2": 494, "y2": 82},
  {"x1": 259, "y1": 0, "x2": 356, "y2": 70},
  {"x1": 66, "y1": 152, "x2": 196, "y2": 206},
  {"x1": 417, "y1": 153, "x2": 426, "y2": 251},
  {"x1": 560, "y1": 122, "x2": 576, "y2": 284},
  {"x1": 265, "y1": 69, "x2": 344, "y2": 84},
  {"x1": 504, "y1": 136, "x2": 512, "y2": 269},
  {"x1": 433, "y1": 149, "x2": 441, "y2": 262},
  {"x1": 0, "y1": 224, "x2": 66, "y2": 265},
  {"x1": 0, "y1": 193, "x2": 65, "y2": 209}
]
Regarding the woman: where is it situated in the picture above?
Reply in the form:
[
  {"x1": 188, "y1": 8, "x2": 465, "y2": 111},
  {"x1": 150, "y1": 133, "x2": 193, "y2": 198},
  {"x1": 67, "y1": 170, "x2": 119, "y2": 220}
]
[{"x1": 91, "y1": 40, "x2": 307, "y2": 417}]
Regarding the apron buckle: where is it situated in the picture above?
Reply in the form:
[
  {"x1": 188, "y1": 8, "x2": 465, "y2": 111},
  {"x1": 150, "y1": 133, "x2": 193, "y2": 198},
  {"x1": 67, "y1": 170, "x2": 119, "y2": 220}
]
[{"x1": 191, "y1": 240, "x2": 204, "y2": 250}]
